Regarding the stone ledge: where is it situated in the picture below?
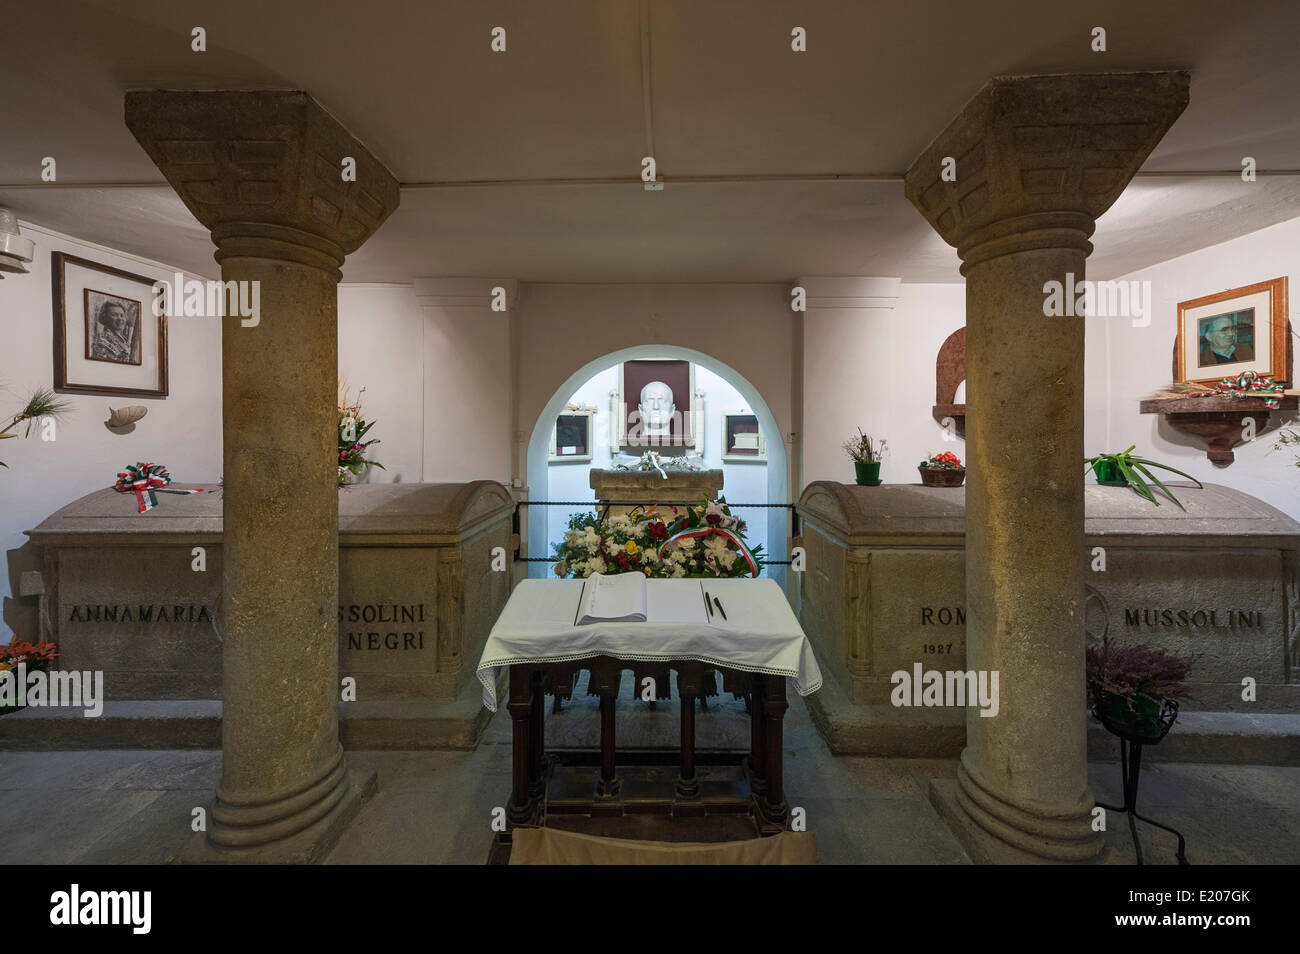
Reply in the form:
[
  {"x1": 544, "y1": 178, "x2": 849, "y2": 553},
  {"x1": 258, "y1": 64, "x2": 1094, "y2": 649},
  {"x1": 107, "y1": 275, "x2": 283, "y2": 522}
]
[
  {"x1": 805, "y1": 669, "x2": 965, "y2": 757},
  {"x1": 0, "y1": 687, "x2": 495, "y2": 751}
]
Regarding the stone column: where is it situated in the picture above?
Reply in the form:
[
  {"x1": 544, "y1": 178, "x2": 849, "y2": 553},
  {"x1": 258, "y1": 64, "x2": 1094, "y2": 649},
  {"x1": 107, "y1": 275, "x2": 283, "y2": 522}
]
[
  {"x1": 125, "y1": 91, "x2": 399, "y2": 861},
  {"x1": 903, "y1": 73, "x2": 1188, "y2": 862}
]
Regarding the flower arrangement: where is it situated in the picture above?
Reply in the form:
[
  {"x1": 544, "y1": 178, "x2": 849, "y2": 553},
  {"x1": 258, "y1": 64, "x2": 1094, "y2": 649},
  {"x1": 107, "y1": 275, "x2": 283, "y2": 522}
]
[
  {"x1": 842, "y1": 429, "x2": 886, "y2": 464},
  {"x1": 920, "y1": 451, "x2": 963, "y2": 470},
  {"x1": 552, "y1": 497, "x2": 764, "y2": 579},
  {"x1": 0, "y1": 637, "x2": 59, "y2": 670},
  {"x1": 1086, "y1": 636, "x2": 1194, "y2": 719},
  {"x1": 1, "y1": 386, "x2": 72, "y2": 469},
  {"x1": 338, "y1": 380, "x2": 385, "y2": 488}
]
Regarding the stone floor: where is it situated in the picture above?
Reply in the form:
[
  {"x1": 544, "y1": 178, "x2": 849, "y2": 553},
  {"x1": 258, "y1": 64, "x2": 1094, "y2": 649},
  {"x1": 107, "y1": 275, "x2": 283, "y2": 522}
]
[{"x1": 1, "y1": 691, "x2": 1297, "y2": 865}]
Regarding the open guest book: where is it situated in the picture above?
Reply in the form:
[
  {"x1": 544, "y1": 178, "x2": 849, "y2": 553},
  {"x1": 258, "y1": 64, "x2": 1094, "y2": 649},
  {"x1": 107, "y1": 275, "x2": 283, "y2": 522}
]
[{"x1": 573, "y1": 572, "x2": 713, "y2": 625}]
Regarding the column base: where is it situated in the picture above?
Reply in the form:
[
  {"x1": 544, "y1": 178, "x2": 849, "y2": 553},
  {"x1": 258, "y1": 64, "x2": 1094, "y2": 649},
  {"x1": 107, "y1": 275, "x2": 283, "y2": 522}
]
[
  {"x1": 173, "y1": 768, "x2": 377, "y2": 865},
  {"x1": 928, "y1": 777, "x2": 1108, "y2": 864}
]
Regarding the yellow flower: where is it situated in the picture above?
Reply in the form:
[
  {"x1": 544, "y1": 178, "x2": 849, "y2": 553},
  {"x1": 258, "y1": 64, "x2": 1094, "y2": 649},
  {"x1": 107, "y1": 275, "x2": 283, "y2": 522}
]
[
  {"x1": 625, "y1": 540, "x2": 639, "y2": 555},
  {"x1": 644, "y1": 566, "x2": 653, "y2": 576}
]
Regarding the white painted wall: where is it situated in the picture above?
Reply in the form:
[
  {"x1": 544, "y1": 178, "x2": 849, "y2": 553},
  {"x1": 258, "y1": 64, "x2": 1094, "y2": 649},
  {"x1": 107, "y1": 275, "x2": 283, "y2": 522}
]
[
  {"x1": 1095, "y1": 216, "x2": 1300, "y2": 521},
  {"x1": 801, "y1": 284, "x2": 968, "y2": 487},
  {"x1": 0, "y1": 224, "x2": 222, "y2": 641}
]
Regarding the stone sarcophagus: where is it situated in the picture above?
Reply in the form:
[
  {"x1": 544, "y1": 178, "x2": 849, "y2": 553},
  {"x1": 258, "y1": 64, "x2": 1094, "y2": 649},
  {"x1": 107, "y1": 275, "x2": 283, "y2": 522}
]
[
  {"x1": 26, "y1": 481, "x2": 515, "y2": 703},
  {"x1": 796, "y1": 482, "x2": 1300, "y2": 715}
]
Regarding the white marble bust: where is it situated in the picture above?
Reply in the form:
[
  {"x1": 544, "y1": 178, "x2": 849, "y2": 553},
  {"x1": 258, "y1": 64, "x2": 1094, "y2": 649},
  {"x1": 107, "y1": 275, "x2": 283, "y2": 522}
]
[{"x1": 638, "y1": 380, "x2": 675, "y2": 439}]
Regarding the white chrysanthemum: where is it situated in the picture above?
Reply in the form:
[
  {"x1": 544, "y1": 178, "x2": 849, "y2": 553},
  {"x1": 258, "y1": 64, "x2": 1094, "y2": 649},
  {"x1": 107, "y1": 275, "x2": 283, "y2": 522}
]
[{"x1": 670, "y1": 563, "x2": 687, "y2": 578}]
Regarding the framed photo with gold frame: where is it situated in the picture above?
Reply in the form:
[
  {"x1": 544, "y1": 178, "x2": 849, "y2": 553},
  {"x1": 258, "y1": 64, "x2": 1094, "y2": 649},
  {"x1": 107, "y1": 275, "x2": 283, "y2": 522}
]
[
  {"x1": 1176, "y1": 277, "x2": 1288, "y2": 385},
  {"x1": 52, "y1": 251, "x2": 169, "y2": 398}
]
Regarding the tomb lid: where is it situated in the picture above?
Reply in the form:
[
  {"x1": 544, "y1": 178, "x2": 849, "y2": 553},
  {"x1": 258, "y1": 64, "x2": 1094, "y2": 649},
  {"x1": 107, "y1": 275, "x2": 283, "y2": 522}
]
[
  {"x1": 26, "y1": 480, "x2": 515, "y2": 547},
  {"x1": 796, "y1": 481, "x2": 1300, "y2": 549}
]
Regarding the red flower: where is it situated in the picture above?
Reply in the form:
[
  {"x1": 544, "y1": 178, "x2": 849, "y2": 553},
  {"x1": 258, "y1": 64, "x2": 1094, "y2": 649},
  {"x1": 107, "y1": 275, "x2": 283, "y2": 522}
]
[
  {"x1": 706, "y1": 513, "x2": 722, "y2": 526},
  {"x1": 615, "y1": 552, "x2": 630, "y2": 570},
  {"x1": 647, "y1": 521, "x2": 668, "y2": 540}
]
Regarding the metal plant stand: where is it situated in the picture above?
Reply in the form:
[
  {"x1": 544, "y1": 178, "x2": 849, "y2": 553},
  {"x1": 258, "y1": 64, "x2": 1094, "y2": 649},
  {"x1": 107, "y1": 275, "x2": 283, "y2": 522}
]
[{"x1": 1093, "y1": 696, "x2": 1189, "y2": 865}]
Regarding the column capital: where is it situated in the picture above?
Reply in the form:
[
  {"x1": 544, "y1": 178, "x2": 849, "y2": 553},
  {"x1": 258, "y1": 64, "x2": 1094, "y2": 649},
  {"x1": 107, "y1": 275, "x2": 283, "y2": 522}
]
[
  {"x1": 904, "y1": 72, "x2": 1189, "y2": 269},
  {"x1": 125, "y1": 90, "x2": 399, "y2": 275}
]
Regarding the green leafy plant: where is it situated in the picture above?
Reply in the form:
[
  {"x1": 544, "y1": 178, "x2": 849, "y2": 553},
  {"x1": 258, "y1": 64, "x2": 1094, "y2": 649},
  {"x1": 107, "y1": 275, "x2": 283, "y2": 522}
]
[
  {"x1": 842, "y1": 428, "x2": 886, "y2": 464},
  {"x1": 1084, "y1": 445, "x2": 1202, "y2": 510},
  {"x1": 1, "y1": 386, "x2": 73, "y2": 469}
]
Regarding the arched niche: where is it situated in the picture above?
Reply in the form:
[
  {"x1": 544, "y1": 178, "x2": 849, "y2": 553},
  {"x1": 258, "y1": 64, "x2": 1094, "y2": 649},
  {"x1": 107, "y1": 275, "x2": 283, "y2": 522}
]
[{"x1": 524, "y1": 344, "x2": 788, "y2": 586}]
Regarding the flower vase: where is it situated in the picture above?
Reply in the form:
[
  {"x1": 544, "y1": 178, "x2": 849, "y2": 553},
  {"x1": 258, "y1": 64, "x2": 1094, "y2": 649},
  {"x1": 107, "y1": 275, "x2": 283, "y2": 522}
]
[{"x1": 854, "y1": 461, "x2": 881, "y2": 486}]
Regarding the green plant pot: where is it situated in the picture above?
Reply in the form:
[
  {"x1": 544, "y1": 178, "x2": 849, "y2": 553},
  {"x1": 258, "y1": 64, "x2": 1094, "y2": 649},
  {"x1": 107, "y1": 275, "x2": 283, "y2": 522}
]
[
  {"x1": 854, "y1": 460, "x2": 881, "y2": 485},
  {"x1": 1092, "y1": 459, "x2": 1127, "y2": 487},
  {"x1": 1098, "y1": 690, "x2": 1164, "y2": 738}
]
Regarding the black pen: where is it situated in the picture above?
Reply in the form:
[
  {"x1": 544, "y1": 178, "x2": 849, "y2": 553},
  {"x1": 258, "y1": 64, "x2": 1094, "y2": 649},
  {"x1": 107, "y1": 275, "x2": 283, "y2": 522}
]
[
  {"x1": 703, "y1": 589, "x2": 713, "y2": 619},
  {"x1": 713, "y1": 596, "x2": 727, "y2": 621}
]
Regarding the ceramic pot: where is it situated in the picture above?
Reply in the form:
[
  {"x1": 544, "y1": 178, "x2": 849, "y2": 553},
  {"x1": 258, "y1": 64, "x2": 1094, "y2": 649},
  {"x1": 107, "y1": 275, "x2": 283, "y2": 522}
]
[{"x1": 854, "y1": 460, "x2": 881, "y2": 485}]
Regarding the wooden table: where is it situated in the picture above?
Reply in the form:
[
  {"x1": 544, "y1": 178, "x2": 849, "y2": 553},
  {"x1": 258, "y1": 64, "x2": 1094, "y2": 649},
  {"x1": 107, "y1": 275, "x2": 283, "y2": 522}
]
[{"x1": 505, "y1": 656, "x2": 790, "y2": 835}]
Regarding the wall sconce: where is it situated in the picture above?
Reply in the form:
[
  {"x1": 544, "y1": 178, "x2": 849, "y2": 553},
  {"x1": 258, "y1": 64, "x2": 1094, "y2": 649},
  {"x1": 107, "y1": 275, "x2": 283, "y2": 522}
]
[{"x1": 0, "y1": 208, "x2": 35, "y2": 278}]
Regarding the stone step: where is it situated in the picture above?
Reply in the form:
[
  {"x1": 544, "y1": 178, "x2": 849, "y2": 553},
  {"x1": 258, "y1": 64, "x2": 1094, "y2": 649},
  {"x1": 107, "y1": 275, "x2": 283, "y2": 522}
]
[
  {"x1": 0, "y1": 688, "x2": 494, "y2": 751},
  {"x1": 808, "y1": 672, "x2": 1300, "y2": 764}
]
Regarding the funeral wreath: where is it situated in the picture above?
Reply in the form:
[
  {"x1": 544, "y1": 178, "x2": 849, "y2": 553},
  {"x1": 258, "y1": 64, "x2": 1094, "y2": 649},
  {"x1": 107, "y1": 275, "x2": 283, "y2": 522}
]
[{"x1": 552, "y1": 497, "x2": 764, "y2": 579}]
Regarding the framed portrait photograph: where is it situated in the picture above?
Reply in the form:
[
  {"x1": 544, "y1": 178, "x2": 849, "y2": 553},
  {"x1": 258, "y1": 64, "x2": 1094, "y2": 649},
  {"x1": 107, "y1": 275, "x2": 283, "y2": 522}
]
[
  {"x1": 1176, "y1": 277, "x2": 1288, "y2": 385},
  {"x1": 549, "y1": 404, "x2": 596, "y2": 462},
  {"x1": 610, "y1": 359, "x2": 701, "y2": 451},
  {"x1": 52, "y1": 252, "x2": 169, "y2": 397},
  {"x1": 722, "y1": 410, "x2": 766, "y2": 463}
]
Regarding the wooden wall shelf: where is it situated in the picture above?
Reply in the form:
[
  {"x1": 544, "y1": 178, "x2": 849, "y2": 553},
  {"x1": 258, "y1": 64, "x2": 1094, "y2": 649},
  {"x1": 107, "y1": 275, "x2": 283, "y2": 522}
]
[{"x1": 1139, "y1": 395, "x2": 1298, "y2": 464}]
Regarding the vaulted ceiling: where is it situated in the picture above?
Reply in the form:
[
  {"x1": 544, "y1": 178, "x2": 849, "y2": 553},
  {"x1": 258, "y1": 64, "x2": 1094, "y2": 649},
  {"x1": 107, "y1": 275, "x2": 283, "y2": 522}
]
[{"x1": 2, "y1": 0, "x2": 1297, "y2": 282}]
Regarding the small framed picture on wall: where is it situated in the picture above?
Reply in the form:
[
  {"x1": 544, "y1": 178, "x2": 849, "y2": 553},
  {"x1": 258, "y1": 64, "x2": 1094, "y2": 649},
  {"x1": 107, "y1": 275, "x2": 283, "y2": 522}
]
[
  {"x1": 1176, "y1": 277, "x2": 1289, "y2": 385},
  {"x1": 722, "y1": 410, "x2": 766, "y2": 462},
  {"x1": 550, "y1": 404, "x2": 597, "y2": 462},
  {"x1": 51, "y1": 252, "x2": 169, "y2": 398}
]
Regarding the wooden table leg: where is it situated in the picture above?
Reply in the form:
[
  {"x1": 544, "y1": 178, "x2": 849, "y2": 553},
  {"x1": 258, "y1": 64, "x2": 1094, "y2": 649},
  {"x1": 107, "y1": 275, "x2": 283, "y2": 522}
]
[
  {"x1": 747, "y1": 678, "x2": 768, "y2": 796},
  {"x1": 676, "y1": 667, "x2": 701, "y2": 800},
  {"x1": 596, "y1": 691, "x2": 620, "y2": 798},
  {"x1": 528, "y1": 670, "x2": 546, "y2": 799},
  {"x1": 507, "y1": 665, "x2": 538, "y2": 826},
  {"x1": 756, "y1": 675, "x2": 789, "y2": 834}
]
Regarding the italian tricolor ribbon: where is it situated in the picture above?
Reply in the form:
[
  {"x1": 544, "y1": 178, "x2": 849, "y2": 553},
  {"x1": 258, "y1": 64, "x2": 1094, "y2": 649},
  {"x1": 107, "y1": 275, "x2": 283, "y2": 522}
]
[
  {"x1": 657, "y1": 526, "x2": 760, "y2": 578},
  {"x1": 113, "y1": 462, "x2": 205, "y2": 514},
  {"x1": 1214, "y1": 370, "x2": 1282, "y2": 407}
]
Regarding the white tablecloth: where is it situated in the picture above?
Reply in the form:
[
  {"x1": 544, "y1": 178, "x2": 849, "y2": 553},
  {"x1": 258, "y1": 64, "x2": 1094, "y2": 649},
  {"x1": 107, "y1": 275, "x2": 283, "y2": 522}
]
[{"x1": 476, "y1": 578, "x2": 823, "y2": 711}]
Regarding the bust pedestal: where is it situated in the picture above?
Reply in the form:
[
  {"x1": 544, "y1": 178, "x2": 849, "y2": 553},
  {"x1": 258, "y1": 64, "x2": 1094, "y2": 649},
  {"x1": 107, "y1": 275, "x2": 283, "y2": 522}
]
[{"x1": 589, "y1": 468, "x2": 724, "y2": 519}]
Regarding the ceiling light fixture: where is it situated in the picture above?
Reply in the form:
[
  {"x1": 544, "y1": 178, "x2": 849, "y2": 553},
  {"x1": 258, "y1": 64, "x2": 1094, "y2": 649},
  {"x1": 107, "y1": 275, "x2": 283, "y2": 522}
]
[{"x1": 0, "y1": 208, "x2": 35, "y2": 278}]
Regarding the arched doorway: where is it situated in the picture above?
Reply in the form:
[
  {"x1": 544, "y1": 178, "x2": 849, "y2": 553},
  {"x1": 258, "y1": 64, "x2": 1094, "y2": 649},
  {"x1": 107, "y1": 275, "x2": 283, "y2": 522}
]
[{"x1": 524, "y1": 344, "x2": 788, "y2": 584}]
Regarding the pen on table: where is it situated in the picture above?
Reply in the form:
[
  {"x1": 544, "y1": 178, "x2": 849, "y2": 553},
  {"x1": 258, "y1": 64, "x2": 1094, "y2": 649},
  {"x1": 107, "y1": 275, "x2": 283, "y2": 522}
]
[
  {"x1": 713, "y1": 596, "x2": 728, "y2": 621},
  {"x1": 703, "y1": 589, "x2": 713, "y2": 619}
]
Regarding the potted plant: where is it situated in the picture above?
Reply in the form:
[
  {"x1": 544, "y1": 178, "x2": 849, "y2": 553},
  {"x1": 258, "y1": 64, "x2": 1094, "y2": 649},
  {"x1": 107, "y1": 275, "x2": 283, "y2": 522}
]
[
  {"x1": 1086, "y1": 636, "x2": 1193, "y2": 744},
  {"x1": 842, "y1": 429, "x2": 886, "y2": 485},
  {"x1": 1084, "y1": 446, "x2": 1202, "y2": 510},
  {"x1": 918, "y1": 451, "x2": 965, "y2": 487}
]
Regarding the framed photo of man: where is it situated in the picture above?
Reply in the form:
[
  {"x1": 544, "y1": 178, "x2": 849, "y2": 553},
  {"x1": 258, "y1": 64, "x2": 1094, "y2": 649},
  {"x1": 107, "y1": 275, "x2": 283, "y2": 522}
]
[
  {"x1": 1176, "y1": 277, "x2": 1288, "y2": 385},
  {"x1": 52, "y1": 252, "x2": 169, "y2": 398},
  {"x1": 610, "y1": 359, "x2": 700, "y2": 452}
]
